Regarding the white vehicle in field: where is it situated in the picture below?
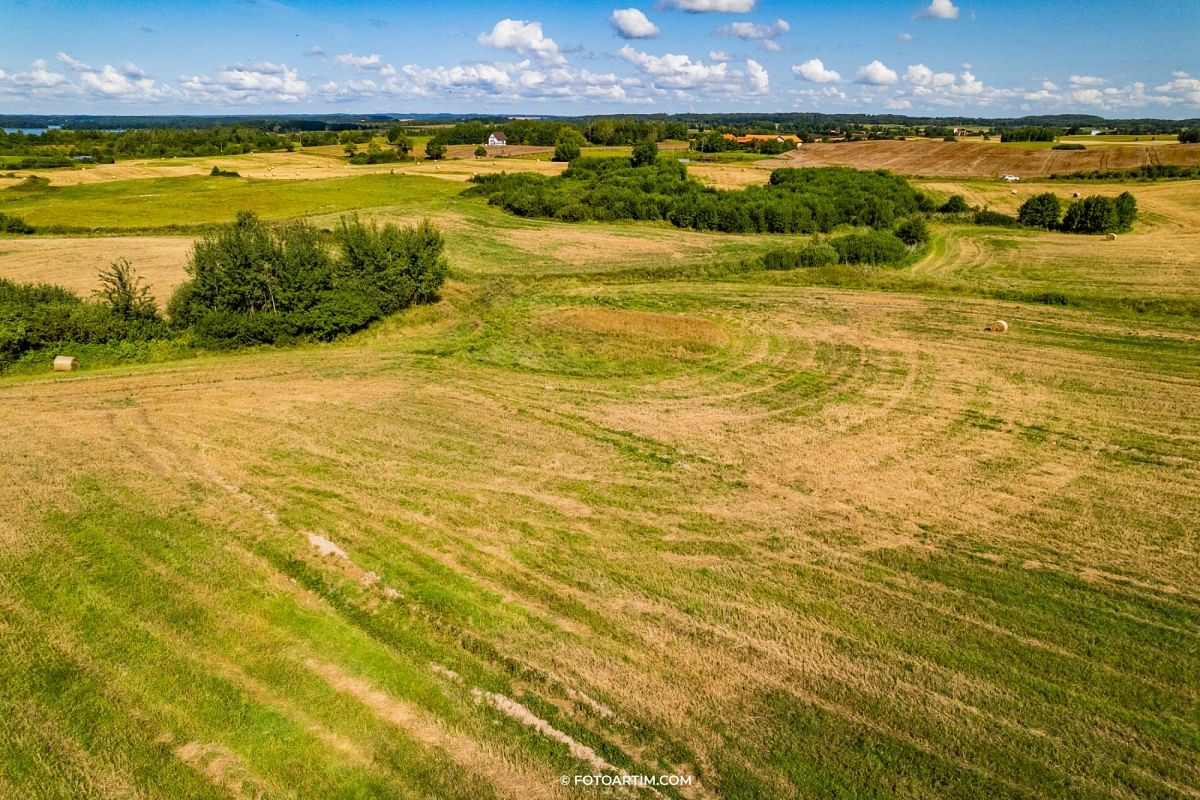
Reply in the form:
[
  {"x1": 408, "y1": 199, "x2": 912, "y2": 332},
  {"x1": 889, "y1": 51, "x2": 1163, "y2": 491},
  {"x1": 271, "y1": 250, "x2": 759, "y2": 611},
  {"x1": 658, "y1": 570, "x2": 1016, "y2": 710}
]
[{"x1": 1002, "y1": 174, "x2": 1020, "y2": 182}]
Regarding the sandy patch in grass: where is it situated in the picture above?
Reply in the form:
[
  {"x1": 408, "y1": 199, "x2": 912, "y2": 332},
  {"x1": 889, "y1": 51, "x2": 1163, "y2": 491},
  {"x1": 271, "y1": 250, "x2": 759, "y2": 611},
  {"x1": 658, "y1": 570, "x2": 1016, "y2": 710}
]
[
  {"x1": 174, "y1": 742, "x2": 268, "y2": 800},
  {"x1": 0, "y1": 235, "x2": 192, "y2": 304}
]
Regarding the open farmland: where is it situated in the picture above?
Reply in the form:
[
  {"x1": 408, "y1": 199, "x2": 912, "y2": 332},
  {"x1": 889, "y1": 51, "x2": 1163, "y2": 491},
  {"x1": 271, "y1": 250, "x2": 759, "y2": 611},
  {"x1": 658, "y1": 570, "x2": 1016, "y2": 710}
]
[
  {"x1": 1, "y1": 144, "x2": 1199, "y2": 799},
  {"x1": 779, "y1": 138, "x2": 1200, "y2": 178}
]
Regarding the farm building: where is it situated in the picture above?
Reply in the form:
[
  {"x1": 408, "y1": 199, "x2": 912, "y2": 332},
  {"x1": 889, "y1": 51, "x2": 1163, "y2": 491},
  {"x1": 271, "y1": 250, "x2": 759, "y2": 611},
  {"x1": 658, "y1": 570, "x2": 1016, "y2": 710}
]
[{"x1": 487, "y1": 131, "x2": 508, "y2": 147}]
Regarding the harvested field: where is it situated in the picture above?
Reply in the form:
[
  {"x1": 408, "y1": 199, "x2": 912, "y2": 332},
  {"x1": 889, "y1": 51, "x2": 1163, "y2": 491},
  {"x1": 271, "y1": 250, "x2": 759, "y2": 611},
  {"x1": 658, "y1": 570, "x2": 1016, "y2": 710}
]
[
  {"x1": 7, "y1": 149, "x2": 567, "y2": 187},
  {"x1": 780, "y1": 138, "x2": 1200, "y2": 178},
  {"x1": 0, "y1": 236, "x2": 192, "y2": 303},
  {"x1": 2, "y1": 280, "x2": 1197, "y2": 798}
]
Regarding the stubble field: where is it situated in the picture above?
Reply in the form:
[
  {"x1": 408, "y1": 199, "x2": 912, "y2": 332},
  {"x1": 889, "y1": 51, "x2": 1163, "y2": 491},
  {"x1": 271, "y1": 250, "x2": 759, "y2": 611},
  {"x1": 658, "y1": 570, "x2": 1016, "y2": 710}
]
[{"x1": 1, "y1": 142, "x2": 1198, "y2": 799}]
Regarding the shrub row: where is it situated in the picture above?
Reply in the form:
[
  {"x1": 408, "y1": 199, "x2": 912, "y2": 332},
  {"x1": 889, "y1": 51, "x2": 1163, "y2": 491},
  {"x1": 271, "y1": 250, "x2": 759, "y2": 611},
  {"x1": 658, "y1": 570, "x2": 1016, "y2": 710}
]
[
  {"x1": 468, "y1": 161, "x2": 928, "y2": 235},
  {"x1": 761, "y1": 227, "x2": 917, "y2": 271},
  {"x1": 1, "y1": 212, "x2": 450, "y2": 370},
  {"x1": 1048, "y1": 164, "x2": 1200, "y2": 181}
]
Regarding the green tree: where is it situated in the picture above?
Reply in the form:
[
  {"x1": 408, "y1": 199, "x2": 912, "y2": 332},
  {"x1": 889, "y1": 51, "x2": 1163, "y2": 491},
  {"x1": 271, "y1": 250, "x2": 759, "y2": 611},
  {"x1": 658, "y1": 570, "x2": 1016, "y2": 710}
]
[
  {"x1": 389, "y1": 130, "x2": 412, "y2": 157},
  {"x1": 1062, "y1": 195, "x2": 1120, "y2": 233},
  {"x1": 1017, "y1": 193, "x2": 1063, "y2": 229},
  {"x1": 474, "y1": 145, "x2": 487, "y2": 158},
  {"x1": 631, "y1": 139, "x2": 658, "y2": 167},
  {"x1": 1114, "y1": 191, "x2": 1138, "y2": 230},
  {"x1": 552, "y1": 128, "x2": 586, "y2": 162},
  {"x1": 893, "y1": 215, "x2": 929, "y2": 246},
  {"x1": 96, "y1": 258, "x2": 157, "y2": 321},
  {"x1": 425, "y1": 139, "x2": 446, "y2": 160},
  {"x1": 1178, "y1": 129, "x2": 1200, "y2": 144}
]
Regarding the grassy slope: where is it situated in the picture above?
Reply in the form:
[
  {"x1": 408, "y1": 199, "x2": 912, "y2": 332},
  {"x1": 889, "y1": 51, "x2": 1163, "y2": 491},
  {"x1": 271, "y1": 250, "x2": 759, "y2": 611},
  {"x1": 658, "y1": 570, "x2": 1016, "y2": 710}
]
[{"x1": 1, "y1": 161, "x2": 1199, "y2": 798}]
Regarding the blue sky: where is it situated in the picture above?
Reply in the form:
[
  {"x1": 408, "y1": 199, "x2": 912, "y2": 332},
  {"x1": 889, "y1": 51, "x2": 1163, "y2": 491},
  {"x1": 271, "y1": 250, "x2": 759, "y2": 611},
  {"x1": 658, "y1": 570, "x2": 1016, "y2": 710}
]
[{"x1": 2, "y1": 0, "x2": 1199, "y2": 116}]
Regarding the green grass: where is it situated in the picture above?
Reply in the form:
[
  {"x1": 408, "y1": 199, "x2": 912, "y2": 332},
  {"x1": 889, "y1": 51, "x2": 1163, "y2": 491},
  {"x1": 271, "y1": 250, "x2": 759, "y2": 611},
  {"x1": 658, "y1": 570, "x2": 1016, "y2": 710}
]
[{"x1": 0, "y1": 173, "x2": 464, "y2": 230}]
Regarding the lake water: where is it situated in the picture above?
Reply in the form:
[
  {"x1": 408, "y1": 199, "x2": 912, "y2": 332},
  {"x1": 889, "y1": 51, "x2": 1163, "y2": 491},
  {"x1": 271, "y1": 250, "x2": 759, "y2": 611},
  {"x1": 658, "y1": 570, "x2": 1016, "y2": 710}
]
[{"x1": 3, "y1": 127, "x2": 125, "y2": 135}]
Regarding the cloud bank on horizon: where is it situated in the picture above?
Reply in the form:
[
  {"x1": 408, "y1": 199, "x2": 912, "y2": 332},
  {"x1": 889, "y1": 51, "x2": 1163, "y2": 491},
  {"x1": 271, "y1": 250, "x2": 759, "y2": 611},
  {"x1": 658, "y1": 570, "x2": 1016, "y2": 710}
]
[{"x1": 1, "y1": 0, "x2": 1198, "y2": 116}]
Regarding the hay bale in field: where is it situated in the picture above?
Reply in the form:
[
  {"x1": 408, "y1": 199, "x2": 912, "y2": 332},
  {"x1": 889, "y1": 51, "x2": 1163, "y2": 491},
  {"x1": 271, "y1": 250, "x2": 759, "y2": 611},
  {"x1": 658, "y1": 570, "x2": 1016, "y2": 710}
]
[
  {"x1": 1072, "y1": 192, "x2": 1081, "y2": 198},
  {"x1": 53, "y1": 355, "x2": 76, "y2": 371},
  {"x1": 1105, "y1": 232, "x2": 1117, "y2": 241},
  {"x1": 984, "y1": 320, "x2": 1009, "y2": 333}
]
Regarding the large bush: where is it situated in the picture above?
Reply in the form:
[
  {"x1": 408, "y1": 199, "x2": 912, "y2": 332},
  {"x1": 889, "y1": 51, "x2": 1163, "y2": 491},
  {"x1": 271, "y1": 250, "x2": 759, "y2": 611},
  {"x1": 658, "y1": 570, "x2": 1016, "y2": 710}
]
[
  {"x1": 893, "y1": 215, "x2": 929, "y2": 245},
  {"x1": 762, "y1": 242, "x2": 839, "y2": 270},
  {"x1": 830, "y1": 231, "x2": 910, "y2": 265},
  {"x1": 171, "y1": 211, "x2": 447, "y2": 346},
  {"x1": 972, "y1": 209, "x2": 1020, "y2": 228},
  {"x1": 938, "y1": 195, "x2": 970, "y2": 214},
  {"x1": 1017, "y1": 193, "x2": 1063, "y2": 229}
]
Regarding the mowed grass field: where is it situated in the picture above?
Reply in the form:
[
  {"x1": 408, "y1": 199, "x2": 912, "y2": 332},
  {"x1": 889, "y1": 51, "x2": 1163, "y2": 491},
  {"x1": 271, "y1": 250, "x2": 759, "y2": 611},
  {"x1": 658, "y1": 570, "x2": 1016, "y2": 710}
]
[{"x1": 1, "y1": 147, "x2": 1198, "y2": 798}]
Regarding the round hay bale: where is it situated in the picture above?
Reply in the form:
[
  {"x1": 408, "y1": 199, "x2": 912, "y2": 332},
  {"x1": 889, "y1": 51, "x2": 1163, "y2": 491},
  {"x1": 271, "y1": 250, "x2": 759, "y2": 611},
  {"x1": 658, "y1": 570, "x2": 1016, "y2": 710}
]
[
  {"x1": 1072, "y1": 192, "x2": 1081, "y2": 198},
  {"x1": 1106, "y1": 232, "x2": 1117, "y2": 241},
  {"x1": 985, "y1": 320, "x2": 1009, "y2": 334},
  {"x1": 53, "y1": 355, "x2": 77, "y2": 372}
]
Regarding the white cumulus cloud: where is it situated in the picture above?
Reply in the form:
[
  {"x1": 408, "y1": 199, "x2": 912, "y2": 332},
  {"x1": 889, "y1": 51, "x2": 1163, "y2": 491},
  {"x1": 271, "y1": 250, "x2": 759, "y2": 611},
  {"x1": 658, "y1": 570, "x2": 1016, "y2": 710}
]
[
  {"x1": 611, "y1": 8, "x2": 660, "y2": 38},
  {"x1": 657, "y1": 0, "x2": 755, "y2": 12},
  {"x1": 793, "y1": 58, "x2": 841, "y2": 83},
  {"x1": 745, "y1": 58, "x2": 768, "y2": 94},
  {"x1": 856, "y1": 59, "x2": 897, "y2": 85},
  {"x1": 335, "y1": 53, "x2": 383, "y2": 70},
  {"x1": 717, "y1": 19, "x2": 789, "y2": 51},
  {"x1": 478, "y1": 19, "x2": 566, "y2": 65},
  {"x1": 918, "y1": 0, "x2": 959, "y2": 20},
  {"x1": 56, "y1": 52, "x2": 91, "y2": 71}
]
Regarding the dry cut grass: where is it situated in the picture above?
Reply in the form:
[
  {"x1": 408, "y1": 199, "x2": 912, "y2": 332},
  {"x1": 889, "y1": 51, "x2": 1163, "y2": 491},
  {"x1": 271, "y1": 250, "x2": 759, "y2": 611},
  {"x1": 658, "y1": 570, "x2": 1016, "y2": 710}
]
[{"x1": 1, "y1": 278, "x2": 1196, "y2": 798}]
